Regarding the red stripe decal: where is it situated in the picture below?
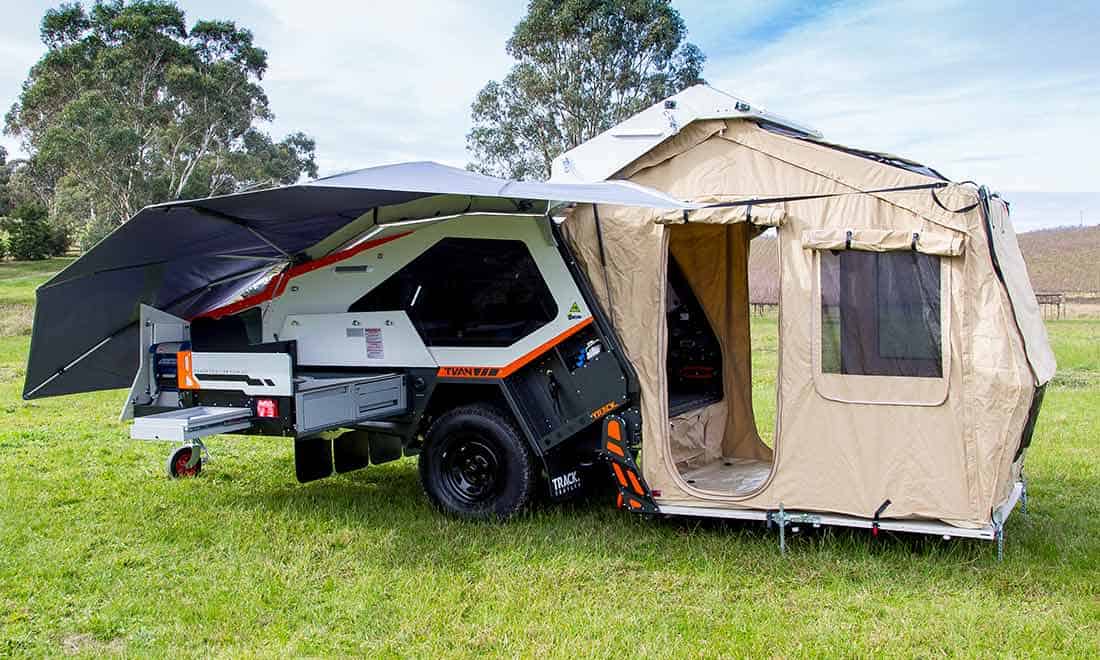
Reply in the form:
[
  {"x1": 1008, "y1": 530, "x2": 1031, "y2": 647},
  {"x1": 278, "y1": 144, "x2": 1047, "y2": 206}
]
[{"x1": 198, "y1": 232, "x2": 411, "y2": 319}]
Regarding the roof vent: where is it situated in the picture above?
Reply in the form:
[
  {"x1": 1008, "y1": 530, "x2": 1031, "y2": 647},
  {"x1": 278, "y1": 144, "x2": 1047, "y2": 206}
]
[{"x1": 664, "y1": 100, "x2": 677, "y2": 110}]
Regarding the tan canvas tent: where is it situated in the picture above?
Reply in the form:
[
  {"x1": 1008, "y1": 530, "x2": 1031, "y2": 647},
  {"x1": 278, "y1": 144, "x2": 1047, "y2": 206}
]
[{"x1": 554, "y1": 85, "x2": 1055, "y2": 540}]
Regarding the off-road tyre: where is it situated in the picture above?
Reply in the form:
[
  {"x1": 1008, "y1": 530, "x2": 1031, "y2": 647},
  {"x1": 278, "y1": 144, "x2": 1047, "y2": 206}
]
[{"x1": 418, "y1": 403, "x2": 536, "y2": 520}]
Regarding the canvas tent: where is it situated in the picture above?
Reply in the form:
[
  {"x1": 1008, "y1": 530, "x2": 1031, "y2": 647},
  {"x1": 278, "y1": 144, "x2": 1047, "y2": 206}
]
[{"x1": 554, "y1": 85, "x2": 1055, "y2": 531}]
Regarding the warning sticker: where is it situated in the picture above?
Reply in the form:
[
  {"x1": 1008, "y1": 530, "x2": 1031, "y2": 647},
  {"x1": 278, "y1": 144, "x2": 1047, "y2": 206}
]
[
  {"x1": 365, "y1": 328, "x2": 384, "y2": 359},
  {"x1": 567, "y1": 302, "x2": 583, "y2": 320}
]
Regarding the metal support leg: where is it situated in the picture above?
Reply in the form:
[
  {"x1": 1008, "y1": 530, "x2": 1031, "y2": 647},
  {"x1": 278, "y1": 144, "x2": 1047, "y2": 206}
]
[
  {"x1": 777, "y1": 504, "x2": 787, "y2": 555},
  {"x1": 186, "y1": 439, "x2": 209, "y2": 468},
  {"x1": 1020, "y1": 477, "x2": 1029, "y2": 515},
  {"x1": 993, "y1": 510, "x2": 1005, "y2": 562}
]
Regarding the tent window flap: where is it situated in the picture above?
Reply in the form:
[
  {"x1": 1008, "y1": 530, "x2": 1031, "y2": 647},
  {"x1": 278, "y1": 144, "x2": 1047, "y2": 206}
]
[
  {"x1": 821, "y1": 250, "x2": 942, "y2": 378},
  {"x1": 802, "y1": 228, "x2": 964, "y2": 256}
]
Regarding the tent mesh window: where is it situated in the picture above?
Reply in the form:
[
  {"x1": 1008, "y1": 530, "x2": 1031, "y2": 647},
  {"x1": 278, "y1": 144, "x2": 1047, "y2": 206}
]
[
  {"x1": 349, "y1": 237, "x2": 557, "y2": 347},
  {"x1": 820, "y1": 250, "x2": 942, "y2": 378}
]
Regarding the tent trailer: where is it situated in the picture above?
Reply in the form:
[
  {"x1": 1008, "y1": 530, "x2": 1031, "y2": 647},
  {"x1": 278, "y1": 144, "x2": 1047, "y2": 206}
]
[
  {"x1": 23, "y1": 87, "x2": 1054, "y2": 554},
  {"x1": 552, "y1": 85, "x2": 1055, "y2": 551}
]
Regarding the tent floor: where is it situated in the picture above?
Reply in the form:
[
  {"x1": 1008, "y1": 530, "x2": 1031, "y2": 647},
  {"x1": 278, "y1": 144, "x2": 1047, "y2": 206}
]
[{"x1": 680, "y1": 457, "x2": 773, "y2": 496}]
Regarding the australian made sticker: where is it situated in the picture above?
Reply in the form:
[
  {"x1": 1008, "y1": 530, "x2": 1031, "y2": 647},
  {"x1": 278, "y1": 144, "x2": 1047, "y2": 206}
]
[{"x1": 567, "y1": 301, "x2": 583, "y2": 320}]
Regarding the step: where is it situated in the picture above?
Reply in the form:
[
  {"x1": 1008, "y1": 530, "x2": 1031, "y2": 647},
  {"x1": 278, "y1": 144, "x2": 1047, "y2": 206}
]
[{"x1": 131, "y1": 406, "x2": 252, "y2": 442}]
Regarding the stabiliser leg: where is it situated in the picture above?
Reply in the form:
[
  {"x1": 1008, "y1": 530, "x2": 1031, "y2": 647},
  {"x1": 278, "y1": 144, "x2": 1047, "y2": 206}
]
[{"x1": 600, "y1": 414, "x2": 658, "y2": 514}]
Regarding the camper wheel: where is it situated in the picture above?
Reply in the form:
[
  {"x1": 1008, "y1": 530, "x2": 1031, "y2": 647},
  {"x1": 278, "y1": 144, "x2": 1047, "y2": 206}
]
[
  {"x1": 167, "y1": 445, "x2": 202, "y2": 479},
  {"x1": 418, "y1": 404, "x2": 535, "y2": 520}
]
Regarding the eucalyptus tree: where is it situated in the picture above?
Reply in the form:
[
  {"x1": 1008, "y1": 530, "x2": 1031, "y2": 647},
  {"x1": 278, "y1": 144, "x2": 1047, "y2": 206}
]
[
  {"x1": 5, "y1": 1, "x2": 317, "y2": 246},
  {"x1": 467, "y1": 0, "x2": 705, "y2": 180}
]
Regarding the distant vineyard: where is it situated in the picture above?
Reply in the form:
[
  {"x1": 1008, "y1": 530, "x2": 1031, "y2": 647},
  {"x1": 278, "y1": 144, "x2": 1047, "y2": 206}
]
[{"x1": 747, "y1": 225, "x2": 1100, "y2": 304}]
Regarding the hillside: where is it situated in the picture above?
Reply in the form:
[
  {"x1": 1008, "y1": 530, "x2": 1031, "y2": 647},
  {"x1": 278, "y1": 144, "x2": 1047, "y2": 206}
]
[
  {"x1": 1016, "y1": 225, "x2": 1100, "y2": 294},
  {"x1": 747, "y1": 225, "x2": 1100, "y2": 304}
]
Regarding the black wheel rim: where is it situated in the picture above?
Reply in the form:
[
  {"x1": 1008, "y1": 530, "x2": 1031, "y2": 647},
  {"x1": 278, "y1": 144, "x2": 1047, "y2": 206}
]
[{"x1": 440, "y1": 433, "x2": 502, "y2": 505}]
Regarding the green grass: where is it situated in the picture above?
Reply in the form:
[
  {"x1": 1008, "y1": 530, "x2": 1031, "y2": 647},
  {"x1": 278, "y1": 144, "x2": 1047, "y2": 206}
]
[
  {"x1": 0, "y1": 258, "x2": 73, "y2": 338},
  {"x1": 1, "y1": 264, "x2": 1098, "y2": 656}
]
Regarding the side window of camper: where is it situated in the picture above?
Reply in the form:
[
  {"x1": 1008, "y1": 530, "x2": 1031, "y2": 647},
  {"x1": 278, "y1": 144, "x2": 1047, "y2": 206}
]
[
  {"x1": 348, "y1": 237, "x2": 558, "y2": 347},
  {"x1": 820, "y1": 250, "x2": 942, "y2": 378}
]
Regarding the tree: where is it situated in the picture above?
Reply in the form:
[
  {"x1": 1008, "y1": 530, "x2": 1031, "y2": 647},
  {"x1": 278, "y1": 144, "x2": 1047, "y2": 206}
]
[
  {"x1": 0, "y1": 147, "x2": 12, "y2": 218},
  {"x1": 467, "y1": 0, "x2": 704, "y2": 180},
  {"x1": 4, "y1": 0, "x2": 318, "y2": 239},
  {"x1": 3, "y1": 203, "x2": 53, "y2": 261}
]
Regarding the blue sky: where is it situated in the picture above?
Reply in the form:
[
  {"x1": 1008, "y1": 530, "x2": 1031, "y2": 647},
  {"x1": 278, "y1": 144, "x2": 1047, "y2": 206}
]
[{"x1": 2, "y1": 0, "x2": 1098, "y2": 231}]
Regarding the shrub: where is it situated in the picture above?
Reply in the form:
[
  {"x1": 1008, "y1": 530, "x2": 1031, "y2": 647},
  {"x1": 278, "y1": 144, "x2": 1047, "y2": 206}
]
[
  {"x1": 4, "y1": 204, "x2": 52, "y2": 261},
  {"x1": 47, "y1": 223, "x2": 70, "y2": 256},
  {"x1": 78, "y1": 216, "x2": 116, "y2": 252}
]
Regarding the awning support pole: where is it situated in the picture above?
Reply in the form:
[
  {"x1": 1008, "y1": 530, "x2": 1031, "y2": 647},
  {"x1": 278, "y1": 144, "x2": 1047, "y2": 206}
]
[
  {"x1": 24, "y1": 333, "x2": 115, "y2": 399},
  {"x1": 591, "y1": 204, "x2": 614, "y2": 310},
  {"x1": 190, "y1": 205, "x2": 293, "y2": 259}
]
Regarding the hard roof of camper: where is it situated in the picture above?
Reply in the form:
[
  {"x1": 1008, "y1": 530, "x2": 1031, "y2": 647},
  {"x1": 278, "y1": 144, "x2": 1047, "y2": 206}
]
[{"x1": 550, "y1": 84, "x2": 822, "y2": 184}]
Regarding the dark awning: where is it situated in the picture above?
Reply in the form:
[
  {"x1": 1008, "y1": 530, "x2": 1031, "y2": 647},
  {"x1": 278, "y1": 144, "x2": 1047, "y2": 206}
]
[{"x1": 24, "y1": 161, "x2": 689, "y2": 399}]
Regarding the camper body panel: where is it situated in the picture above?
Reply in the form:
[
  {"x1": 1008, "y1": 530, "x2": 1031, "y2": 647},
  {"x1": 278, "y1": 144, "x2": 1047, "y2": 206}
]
[{"x1": 126, "y1": 212, "x2": 638, "y2": 501}]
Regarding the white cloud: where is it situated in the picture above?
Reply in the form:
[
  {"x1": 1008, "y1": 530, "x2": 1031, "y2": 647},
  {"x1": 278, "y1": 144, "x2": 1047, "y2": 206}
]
[
  {"x1": 1, "y1": 0, "x2": 1096, "y2": 231},
  {"x1": 251, "y1": 0, "x2": 525, "y2": 174},
  {"x1": 697, "y1": 0, "x2": 1100, "y2": 193}
]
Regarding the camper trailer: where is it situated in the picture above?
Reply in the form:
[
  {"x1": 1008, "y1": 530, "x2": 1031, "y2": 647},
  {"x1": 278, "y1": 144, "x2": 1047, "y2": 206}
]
[{"x1": 24, "y1": 86, "x2": 1054, "y2": 552}]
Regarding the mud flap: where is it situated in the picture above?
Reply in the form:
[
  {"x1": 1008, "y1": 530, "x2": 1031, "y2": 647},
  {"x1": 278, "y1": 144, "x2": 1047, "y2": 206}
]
[
  {"x1": 333, "y1": 431, "x2": 371, "y2": 474},
  {"x1": 295, "y1": 436, "x2": 334, "y2": 482},
  {"x1": 542, "y1": 446, "x2": 588, "y2": 501},
  {"x1": 369, "y1": 433, "x2": 403, "y2": 465},
  {"x1": 321, "y1": 430, "x2": 406, "y2": 476},
  {"x1": 600, "y1": 414, "x2": 658, "y2": 513}
]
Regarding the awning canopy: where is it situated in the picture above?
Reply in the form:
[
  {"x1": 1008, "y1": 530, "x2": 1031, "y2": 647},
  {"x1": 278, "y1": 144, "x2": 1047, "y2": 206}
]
[{"x1": 25, "y1": 161, "x2": 692, "y2": 399}]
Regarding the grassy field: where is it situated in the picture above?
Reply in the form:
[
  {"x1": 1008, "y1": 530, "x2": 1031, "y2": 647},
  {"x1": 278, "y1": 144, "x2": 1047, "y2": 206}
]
[{"x1": 1, "y1": 262, "x2": 1098, "y2": 656}]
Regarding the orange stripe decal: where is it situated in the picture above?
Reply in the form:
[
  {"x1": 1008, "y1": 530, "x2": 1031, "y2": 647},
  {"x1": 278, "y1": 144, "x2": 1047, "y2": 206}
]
[
  {"x1": 612, "y1": 463, "x2": 628, "y2": 488},
  {"x1": 437, "y1": 317, "x2": 594, "y2": 379},
  {"x1": 605, "y1": 442, "x2": 624, "y2": 457},
  {"x1": 626, "y1": 470, "x2": 645, "y2": 496},
  {"x1": 606, "y1": 419, "x2": 622, "y2": 442},
  {"x1": 177, "y1": 351, "x2": 199, "y2": 390}
]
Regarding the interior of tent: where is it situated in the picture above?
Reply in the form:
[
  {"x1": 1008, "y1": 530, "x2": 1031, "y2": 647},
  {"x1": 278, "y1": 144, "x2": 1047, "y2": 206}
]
[{"x1": 664, "y1": 221, "x2": 775, "y2": 496}]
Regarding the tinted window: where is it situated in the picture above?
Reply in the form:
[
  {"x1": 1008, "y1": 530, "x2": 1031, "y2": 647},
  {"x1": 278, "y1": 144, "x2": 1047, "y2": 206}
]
[
  {"x1": 821, "y1": 250, "x2": 942, "y2": 378},
  {"x1": 349, "y1": 238, "x2": 557, "y2": 347}
]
